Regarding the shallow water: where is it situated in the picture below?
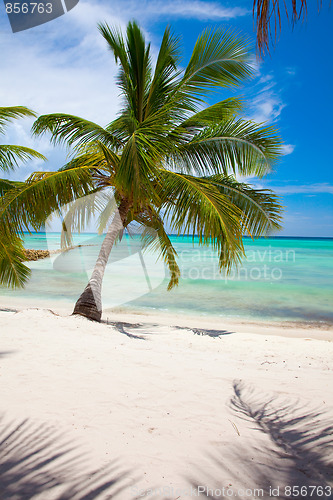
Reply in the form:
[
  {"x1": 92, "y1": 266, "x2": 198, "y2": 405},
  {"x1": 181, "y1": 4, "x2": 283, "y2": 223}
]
[{"x1": 1, "y1": 233, "x2": 332, "y2": 325}]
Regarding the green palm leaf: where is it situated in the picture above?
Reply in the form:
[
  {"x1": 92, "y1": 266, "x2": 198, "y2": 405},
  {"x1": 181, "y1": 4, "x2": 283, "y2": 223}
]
[
  {"x1": 0, "y1": 106, "x2": 37, "y2": 135},
  {"x1": 0, "y1": 234, "x2": 30, "y2": 288},
  {"x1": 0, "y1": 167, "x2": 94, "y2": 236},
  {"x1": 206, "y1": 175, "x2": 283, "y2": 235},
  {"x1": 178, "y1": 98, "x2": 243, "y2": 131},
  {"x1": 158, "y1": 170, "x2": 245, "y2": 271},
  {"x1": 0, "y1": 106, "x2": 47, "y2": 288},
  {"x1": 168, "y1": 119, "x2": 282, "y2": 177},
  {"x1": 178, "y1": 27, "x2": 252, "y2": 96},
  {"x1": 32, "y1": 114, "x2": 121, "y2": 151},
  {"x1": 99, "y1": 21, "x2": 152, "y2": 123},
  {"x1": 0, "y1": 145, "x2": 46, "y2": 172},
  {"x1": 136, "y1": 208, "x2": 180, "y2": 290},
  {"x1": 144, "y1": 26, "x2": 181, "y2": 119},
  {"x1": 0, "y1": 178, "x2": 23, "y2": 196}
]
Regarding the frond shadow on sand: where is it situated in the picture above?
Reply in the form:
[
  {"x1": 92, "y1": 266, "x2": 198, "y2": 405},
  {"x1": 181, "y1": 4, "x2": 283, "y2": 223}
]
[
  {"x1": 188, "y1": 381, "x2": 333, "y2": 499},
  {"x1": 174, "y1": 326, "x2": 234, "y2": 338},
  {"x1": 0, "y1": 416, "x2": 136, "y2": 499},
  {"x1": 103, "y1": 320, "x2": 148, "y2": 340}
]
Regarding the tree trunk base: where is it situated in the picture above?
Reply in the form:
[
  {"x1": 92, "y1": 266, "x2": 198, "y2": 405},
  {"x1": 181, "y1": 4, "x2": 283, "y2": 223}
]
[{"x1": 72, "y1": 283, "x2": 102, "y2": 322}]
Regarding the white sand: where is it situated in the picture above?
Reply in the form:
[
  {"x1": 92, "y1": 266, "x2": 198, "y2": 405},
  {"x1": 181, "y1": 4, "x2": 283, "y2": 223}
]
[{"x1": 0, "y1": 308, "x2": 332, "y2": 499}]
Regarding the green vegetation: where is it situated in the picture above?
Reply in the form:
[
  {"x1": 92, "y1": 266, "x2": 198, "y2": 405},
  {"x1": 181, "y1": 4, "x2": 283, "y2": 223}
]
[
  {"x1": 0, "y1": 106, "x2": 46, "y2": 287},
  {"x1": 0, "y1": 22, "x2": 283, "y2": 321}
]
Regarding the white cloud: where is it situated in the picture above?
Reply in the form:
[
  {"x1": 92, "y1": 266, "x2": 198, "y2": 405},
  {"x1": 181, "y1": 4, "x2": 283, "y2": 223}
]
[
  {"x1": 267, "y1": 183, "x2": 333, "y2": 195},
  {"x1": 257, "y1": 74, "x2": 274, "y2": 84},
  {"x1": 246, "y1": 69, "x2": 288, "y2": 124},
  {"x1": 286, "y1": 67, "x2": 296, "y2": 76},
  {"x1": 128, "y1": 0, "x2": 249, "y2": 20},
  {"x1": 238, "y1": 179, "x2": 333, "y2": 196},
  {"x1": 0, "y1": 0, "x2": 250, "y2": 124},
  {"x1": 0, "y1": 3, "x2": 123, "y2": 124},
  {"x1": 249, "y1": 93, "x2": 286, "y2": 123},
  {"x1": 0, "y1": 0, "x2": 130, "y2": 178},
  {"x1": 281, "y1": 144, "x2": 295, "y2": 155},
  {"x1": 0, "y1": 0, "x2": 250, "y2": 181}
]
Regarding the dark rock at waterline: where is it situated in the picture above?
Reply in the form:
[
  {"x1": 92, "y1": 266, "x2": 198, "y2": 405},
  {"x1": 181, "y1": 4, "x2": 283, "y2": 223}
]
[
  {"x1": 23, "y1": 244, "x2": 95, "y2": 262},
  {"x1": 23, "y1": 249, "x2": 50, "y2": 261}
]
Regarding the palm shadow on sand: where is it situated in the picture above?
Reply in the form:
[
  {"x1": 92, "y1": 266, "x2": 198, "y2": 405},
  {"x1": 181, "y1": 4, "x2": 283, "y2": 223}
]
[
  {"x1": 103, "y1": 319, "x2": 234, "y2": 340},
  {"x1": 189, "y1": 328, "x2": 234, "y2": 338},
  {"x1": 0, "y1": 351, "x2": 16, "y2": 359},
  {"x1": 189, "y1": 381, "x2": 333, "y2": 499},
  {"x1": 103, "y1": 320, "x2": 148, "y2": 340},
  {"x1": 0, "y1": 416, "x2": 135, "y2": 499},
  {"x1": 174, "y1": 326, "x2": 234, "y2": 338}
]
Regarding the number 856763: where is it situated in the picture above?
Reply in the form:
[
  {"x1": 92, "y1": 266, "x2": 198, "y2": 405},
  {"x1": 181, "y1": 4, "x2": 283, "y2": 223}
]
[{"x1": 5, "y1": 2, "x2": 53, "y2": 14}]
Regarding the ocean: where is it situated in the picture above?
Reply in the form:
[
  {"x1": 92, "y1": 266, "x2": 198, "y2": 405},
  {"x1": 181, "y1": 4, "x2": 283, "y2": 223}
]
[{"x1": 1, "y1": 233, "x2": 332, "y2": 325}]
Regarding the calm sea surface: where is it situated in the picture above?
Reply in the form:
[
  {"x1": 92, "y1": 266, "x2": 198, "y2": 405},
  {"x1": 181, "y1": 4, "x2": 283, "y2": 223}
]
[{"x1": 1, "y1": 233, "x2": 332, "y2": 325}]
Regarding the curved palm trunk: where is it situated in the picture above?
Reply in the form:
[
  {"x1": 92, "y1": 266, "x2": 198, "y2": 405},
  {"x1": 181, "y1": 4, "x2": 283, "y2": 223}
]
[{"x1": 73, "y1": 199, "x2": 130, "y2": 321}]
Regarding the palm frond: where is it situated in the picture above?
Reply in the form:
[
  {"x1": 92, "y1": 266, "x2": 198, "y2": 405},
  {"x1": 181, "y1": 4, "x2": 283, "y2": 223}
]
[
  {"x1": 0, "y1": 145, "x2": 46, "y2": 172},
  {"x1": 158, "y1": 170, "x2": 246, "y2": 272},
  {"x1": 144, "y1": 26, "x2": 181, "y2": 119},
  {"x1": 0, "y1": 106, "x2": 37, "y2": 135},
  {"x1": 178, "y1": 27, "x2": 252, "y2": 97},
  {"x1": 98, "y1": 22, "x2": 129, "y2": 70},
  {"x1": 0, "y1": 234, "x2": 30, "y2": 288},
  {"x1": 32, "y1": 114, "x2": 121, "y2": 151},
  {"x1": 208, "y1": 175, "x2": 283, "y2": 236},
  {"x1": 254, "y1": 0, "x2": 308, "y2": 55},
  {"x1": 168, "y1": 119, "x2": 282, "y2": 177},
  {"x1": 136, "y1": 208, "x2": 181, "y2": 289},
  {"x1": 99, "y1": 21, "x2": 152, "y2": 123},
  {"x1": 0, "y1": 178, "x2": 24, "y2": 196},
  {"x1": 59, "y1": 149, "x2": 107, "y2": 172},
  {"x1": 0, "y1": 167, "x2": 94, "y2": 237},
  {"x1": 178, "y1": 98, "x2": 243, "y2": 131}
]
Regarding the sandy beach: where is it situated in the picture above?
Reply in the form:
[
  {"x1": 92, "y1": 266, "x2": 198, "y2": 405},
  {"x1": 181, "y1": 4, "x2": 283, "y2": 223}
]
[
  {"x1": 1, "y1": 0, "x2": 332, "y2": 496},
  {"x1": 0, "y1": 307, "x2": 332, "y2": 499}
]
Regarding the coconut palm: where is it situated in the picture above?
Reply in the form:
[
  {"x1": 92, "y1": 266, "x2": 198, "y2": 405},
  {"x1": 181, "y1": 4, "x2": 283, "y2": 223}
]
[
  {"x1": 25, "y1": 22, "x2": 283, "y2": 321},
  {"x1": 0, "y1": 106, "x2": 48, "y2": 287}
]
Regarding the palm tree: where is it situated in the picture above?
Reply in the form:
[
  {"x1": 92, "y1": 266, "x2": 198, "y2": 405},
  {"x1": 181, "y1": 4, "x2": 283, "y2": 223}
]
[
  {"x1": 0, "y1": 106, "x2": 47, "y2": 287},
  {"x1": 25, "y1": 22, "x2": 283, "y2": 322}
]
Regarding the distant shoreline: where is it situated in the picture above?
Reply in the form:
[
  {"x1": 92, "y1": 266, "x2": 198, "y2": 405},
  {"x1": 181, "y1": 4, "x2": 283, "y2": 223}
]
[{"x1": 21, "y1": 232, "x2": 333, "y2": 240}]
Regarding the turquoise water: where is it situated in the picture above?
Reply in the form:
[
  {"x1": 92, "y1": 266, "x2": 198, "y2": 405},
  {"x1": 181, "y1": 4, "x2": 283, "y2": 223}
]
[{"x1": 1, "y1": 233, "x2": 332, "y2": 325}]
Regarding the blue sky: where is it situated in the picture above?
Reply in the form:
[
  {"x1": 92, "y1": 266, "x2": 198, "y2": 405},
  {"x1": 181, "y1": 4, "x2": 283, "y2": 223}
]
[{"x1": 0, "y1": 0, "x2": 332, "y2": 236}]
